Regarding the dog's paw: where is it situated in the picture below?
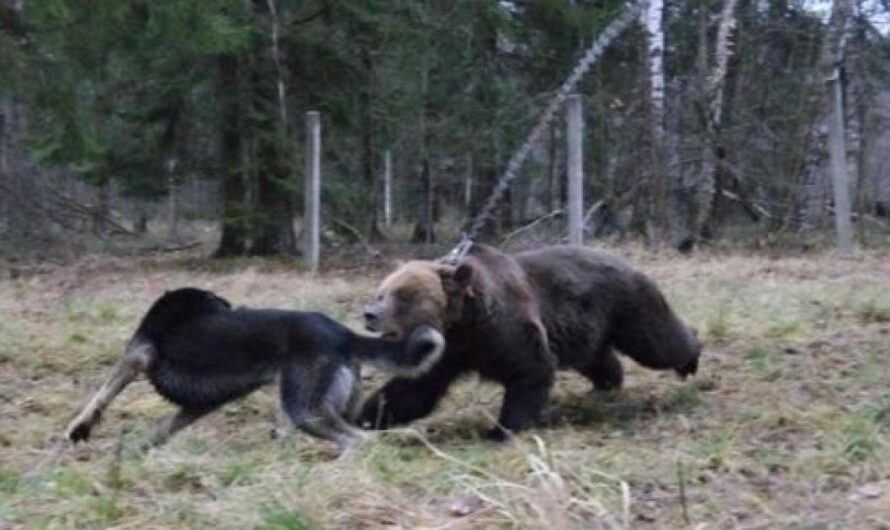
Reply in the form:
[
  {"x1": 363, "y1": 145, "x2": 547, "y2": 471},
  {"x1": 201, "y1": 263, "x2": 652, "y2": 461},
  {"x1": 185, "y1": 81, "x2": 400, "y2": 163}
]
[
  {"x1": 67, "y1": 422, "x2": 93, "y2": 443},
  {"x1": 67, "y1": 412, "x2": 101, "y2": 443}
]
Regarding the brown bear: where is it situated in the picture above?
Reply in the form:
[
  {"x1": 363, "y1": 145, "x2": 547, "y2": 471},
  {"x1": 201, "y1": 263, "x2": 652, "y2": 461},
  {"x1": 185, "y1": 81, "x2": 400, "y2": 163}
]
[{"x1": 360, "y1": 243, "x2": 701, "y2": 439}]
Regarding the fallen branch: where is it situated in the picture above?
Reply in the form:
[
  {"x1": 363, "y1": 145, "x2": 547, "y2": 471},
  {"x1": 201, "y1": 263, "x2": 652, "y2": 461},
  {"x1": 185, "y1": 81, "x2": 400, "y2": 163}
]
[
  {"x1": 720, "y1": 189, "x2": 773, "y2": 221},
  {"x1": 823, "y1": 204, "x2": 890, "y2": 230},
  {"x1": 329, "y1": 217, "x2": 381, "y2": 258},
  {"x1": 501, "y1": 209, "x2": 564, "y2": 245},
  {"x1": 582, "y1": 199, "x2": 606, "y2": 227},
  {"x1": 676, "y1": 457, "x2": 691, "y2": 526},
  {"x1": 47, "y1": 190, "x2": 138, "y2": 237},
  {"x1": 0, "y1": 180, "x2": 138, "y2": 237},
  {"x1": 141, "y1": 241, "x2": 202, "y2": 253}
]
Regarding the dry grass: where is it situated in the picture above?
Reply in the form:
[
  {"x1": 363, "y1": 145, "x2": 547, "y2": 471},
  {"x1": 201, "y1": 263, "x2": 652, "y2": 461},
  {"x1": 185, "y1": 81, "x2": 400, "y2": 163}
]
[{"x1": 1, "y1": 247, "x2": 890, "y2": 529}]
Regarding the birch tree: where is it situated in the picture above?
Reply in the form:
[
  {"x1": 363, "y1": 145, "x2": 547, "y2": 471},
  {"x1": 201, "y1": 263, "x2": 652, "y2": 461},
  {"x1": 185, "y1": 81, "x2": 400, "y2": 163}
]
[
  {"x1": 795, "y1": 0, "x2": 854, "y2": 256},
  {"x1": 798, "y1": 0, "x2": 853, "y2": 235},
  {"x1": 641, "y1": 0, "x2": 666, "y2": 143},
  {"x1": 640, "y1": 0, "x2": 668, "y2": 241},
  {"x1": 692, "y1": 0, "x2": 739, "y2": 242},
  {"x1": 825, "y1": 0, "x2": 854, "y2": 255}
]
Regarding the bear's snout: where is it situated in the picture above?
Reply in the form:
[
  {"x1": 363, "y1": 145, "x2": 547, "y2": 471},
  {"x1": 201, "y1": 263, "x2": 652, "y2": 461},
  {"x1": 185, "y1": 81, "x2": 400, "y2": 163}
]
[
  {"x1": 674, "y1": 325, "x2": 702, "y2": 379},
  {"x1": 675, "y1": 356, "x2": 699, "y2": 379},
  {"x1": 363, "y1": 310, "x2": 379, "y2": 330},
  {"x1": 363, "y1": 304, "x2": 400, "y2": 338},
  {"x1": 363, "y1": 299, "x2": 385, "y2": 332}
]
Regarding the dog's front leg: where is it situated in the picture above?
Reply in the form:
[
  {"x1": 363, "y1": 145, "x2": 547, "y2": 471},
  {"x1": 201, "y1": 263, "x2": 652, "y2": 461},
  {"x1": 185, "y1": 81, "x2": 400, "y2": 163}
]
[
  {"x1": 280, "y1": 359, "x2": 367, "y2": 451},
  {"x1": 295, "y1": 409, "x2": 367, "y2": 451}
]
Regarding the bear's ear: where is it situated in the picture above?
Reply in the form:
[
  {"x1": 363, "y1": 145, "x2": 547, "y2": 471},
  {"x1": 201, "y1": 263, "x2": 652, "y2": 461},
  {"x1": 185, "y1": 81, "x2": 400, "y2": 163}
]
[
  {"x1": 439, "y1": 263, "x2": 475, "y2": 297},
  {"x1": 453, "y1": 263, "x2": 473, "y2": 288}
]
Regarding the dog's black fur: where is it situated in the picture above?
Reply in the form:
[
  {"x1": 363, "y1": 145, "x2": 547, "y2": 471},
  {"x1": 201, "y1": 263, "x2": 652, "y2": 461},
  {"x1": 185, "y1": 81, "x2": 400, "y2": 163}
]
[{"x1": 65, "y1": 288, "x2": 445, "y2": 450}]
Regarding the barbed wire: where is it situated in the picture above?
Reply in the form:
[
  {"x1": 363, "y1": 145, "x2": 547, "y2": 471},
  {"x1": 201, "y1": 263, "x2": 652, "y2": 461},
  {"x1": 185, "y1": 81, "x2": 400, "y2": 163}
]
[{"x1": 441, "y1": 0, "x2": 649, "y2": 265}]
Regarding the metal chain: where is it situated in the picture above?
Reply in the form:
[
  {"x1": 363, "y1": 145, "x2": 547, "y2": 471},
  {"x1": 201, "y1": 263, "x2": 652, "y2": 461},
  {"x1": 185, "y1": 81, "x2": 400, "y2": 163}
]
[{"x1": 441, "y1": 0, "x2": 648, "y2": 265}]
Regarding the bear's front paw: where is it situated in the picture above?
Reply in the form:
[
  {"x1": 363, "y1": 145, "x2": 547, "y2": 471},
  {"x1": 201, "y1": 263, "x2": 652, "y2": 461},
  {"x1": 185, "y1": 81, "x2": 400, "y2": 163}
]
[{"x1": 485, "y1": 426, "x2": 514, "y2": 442}]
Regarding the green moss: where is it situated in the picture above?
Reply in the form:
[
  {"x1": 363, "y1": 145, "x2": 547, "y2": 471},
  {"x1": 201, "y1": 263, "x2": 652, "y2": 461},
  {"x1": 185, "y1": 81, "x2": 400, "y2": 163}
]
[
  {"x1": 661, "y1": 384, "x2": 704, "y2": 413},
  {"x1": 0, "y1": 465, "x2": 20, "y2": 493},
  {"x1": 48, "y1": 467, "x2": 94, "y2": 497},
  {"x1": 857, "y1": 299, "x2": 890, "y2": 324},
  {"x1": 257, "y1": 505, "x2": 317, "y2": 530}
]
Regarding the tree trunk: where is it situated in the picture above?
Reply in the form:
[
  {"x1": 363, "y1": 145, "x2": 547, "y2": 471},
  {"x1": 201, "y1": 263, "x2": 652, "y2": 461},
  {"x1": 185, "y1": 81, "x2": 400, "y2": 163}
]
[
  {"x1": 464, "y1": 152, "x2": 473, "y2": 214},
  {"x1": 692, "y1": 0, "x2": 739, "y2": 243},
  {"x1": 798, "y1": 130, "x2": 828, "y2": 230},
  {"x1": 91, "y1": 181, "x2": 110, "y2": 235},
  {"x1": 360, "y1": 46, "x2": 385, "y2": 243},
  {"x1": 796, "y1": 0, "x2": 853, "y2": 233},
  {"x1": 411, "y1": 63, "x2": 435, "y2": 243},
  {"x1": 411, "y1": 159, "x2": 435, "y2": 244},
  {"x1": 0, "y1": 3, "x2": 24, "y2": 239},
  {"x1": 249, "y1": 148, "x2": 297, "y2": 256},
  {"x1": 0, "y1": 98, "x2": 9, "y2": 234},
  {"x1": 167, "y1": 162, "x2": 180, "y2": 244},
  {"x1": 246, "y1": 0, "x2": 297, "y2": 256},
  {"x1": 548, "y1": 122, "x2": 562, "y2": 213},
  {"x1": 828, "y1": 64, "x2": 852, "y2": 256},
  {"x1": 214, "y1": 53, "x2": 248, "y2": 258},
  {"x1": 639, "y1": 0, "x2": 668, "y2": 243},
  {"x1": 304, "y1": 111, "x2": 321, "y2": 271},
  {"x1": 158, "y1": 97, "x2": 184, "y2": 244},
  {"x1": 134, "y1": 211, "x2": 148, "y2": 234},
  {"x1": 566, "y1": 94, "x2": 584, "y2": 245},
  {"x1": 844, "y1": 28, "x2": 867, "y2": 243},
  {"x1": 384, "y1": 149, "x2": 393, "y2": 226}
]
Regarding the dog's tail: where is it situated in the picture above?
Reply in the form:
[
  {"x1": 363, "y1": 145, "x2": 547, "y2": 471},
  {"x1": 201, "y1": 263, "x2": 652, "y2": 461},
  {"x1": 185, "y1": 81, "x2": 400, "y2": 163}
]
[
  {"x1": 133, "y1": 288, "x2": 231, "y2": 342},
  {"x1": 347, "y1": 326, "x2": 445, "y2": 377}
]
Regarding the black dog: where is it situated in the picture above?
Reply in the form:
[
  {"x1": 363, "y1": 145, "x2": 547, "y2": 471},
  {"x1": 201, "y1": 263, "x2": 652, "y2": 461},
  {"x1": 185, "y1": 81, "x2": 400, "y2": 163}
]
[{"x1": 65, "y1": 288, "x2": 445, "y2": 450}]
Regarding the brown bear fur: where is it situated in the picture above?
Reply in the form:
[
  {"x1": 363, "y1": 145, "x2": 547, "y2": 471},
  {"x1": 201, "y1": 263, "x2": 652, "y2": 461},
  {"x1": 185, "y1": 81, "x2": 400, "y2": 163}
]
[{"x1": 361, "y1": 243, "x2": 701, "y2": 439}]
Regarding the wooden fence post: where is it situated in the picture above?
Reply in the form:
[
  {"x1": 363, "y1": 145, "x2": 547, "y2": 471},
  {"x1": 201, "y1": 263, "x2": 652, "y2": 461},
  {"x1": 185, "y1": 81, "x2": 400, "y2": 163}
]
[
  {"x1": 304, "y1": 111, "x2": 321, "y2": 271},
  {"x1": 383, "y1": 149, "x2": 392, "y2": 227},
  {"x1": 828, "y1": 67, "x2": 852, "y2": 257},
  {"x1": 566, "y1": 93, "x2": 584, "y2": 245},
  {"x1": 464, "y1": 153, "x2": 473, "y2": 212}
]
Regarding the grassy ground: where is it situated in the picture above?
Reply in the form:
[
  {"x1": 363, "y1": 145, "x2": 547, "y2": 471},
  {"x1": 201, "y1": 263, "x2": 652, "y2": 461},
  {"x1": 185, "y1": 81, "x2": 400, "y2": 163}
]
[{"x1": 1, "y1": 248, "x2": 889, "y2": 529}]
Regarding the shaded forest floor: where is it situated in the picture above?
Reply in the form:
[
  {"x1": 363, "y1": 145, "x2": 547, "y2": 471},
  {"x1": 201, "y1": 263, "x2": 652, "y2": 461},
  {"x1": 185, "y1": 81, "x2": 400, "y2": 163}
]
[{"x1": 1, "y1": 247, "x2": 890, "y2": 529}]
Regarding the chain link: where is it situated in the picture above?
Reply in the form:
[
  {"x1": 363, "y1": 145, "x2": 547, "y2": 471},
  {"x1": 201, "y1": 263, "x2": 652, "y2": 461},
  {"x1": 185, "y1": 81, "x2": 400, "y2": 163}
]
[{"x1": 440, "y1": 0, "x2": 648, "y2": 265}]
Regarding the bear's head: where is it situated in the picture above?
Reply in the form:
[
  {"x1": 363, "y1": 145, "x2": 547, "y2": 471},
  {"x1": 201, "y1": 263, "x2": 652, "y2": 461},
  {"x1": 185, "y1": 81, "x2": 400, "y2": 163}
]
[
  {"x1": 674, "y1": 325, "x2": 702, "y2": 379},
  {"x1": 363, "y1": 260, "x2": 476, "y2": 339}
]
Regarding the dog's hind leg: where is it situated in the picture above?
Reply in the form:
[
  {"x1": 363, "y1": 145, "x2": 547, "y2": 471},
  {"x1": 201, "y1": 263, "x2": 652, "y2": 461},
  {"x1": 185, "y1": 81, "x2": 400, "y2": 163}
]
[
  {"x1": 141, "y1": 407, "x2": 212, "y2": 451},
  {"x1": 66, "y1": 341, "x2": 153, "y2": 443}
]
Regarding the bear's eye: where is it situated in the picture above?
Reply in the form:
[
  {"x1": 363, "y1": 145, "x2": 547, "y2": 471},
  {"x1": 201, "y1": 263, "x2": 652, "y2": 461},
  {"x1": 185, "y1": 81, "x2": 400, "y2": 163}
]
[{"x1": 395, "y1": 290, "x2": 413, "y2": 303}]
